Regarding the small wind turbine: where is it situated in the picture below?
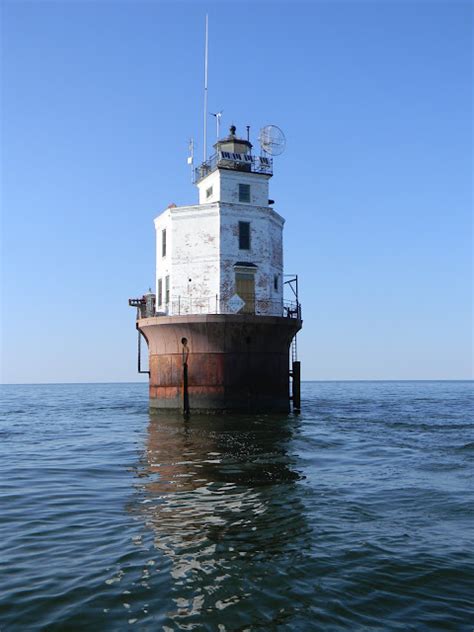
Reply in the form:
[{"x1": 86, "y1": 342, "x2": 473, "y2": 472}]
[
  {"x1": 187, "y1": 138, "x2": 194, "y2": 182},
  {"x1": 210, "y1": 110, "x2": 223, "y2": 141}
]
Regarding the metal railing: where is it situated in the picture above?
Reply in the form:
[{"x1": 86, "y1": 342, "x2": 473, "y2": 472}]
[
  {"x1": 194, "y1": 152, "x2": 273, "y2": 183},
  {"x1": 131, "y1": 294, "x2": 301, "y2": 320}
]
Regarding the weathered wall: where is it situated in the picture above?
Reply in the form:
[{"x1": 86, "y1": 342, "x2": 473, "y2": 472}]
[
  {"x1": 197, "y1": 170, "x2": 221, "y2": 204},
  {"x1": 197, "y1": 168, "x2": 270, "y2": 206},
  {"x1": 139, "y1": 314, "x2": 301, "y2": 413},
  {"x1": 154, "y1": 209, "x2": 171, "y2": 313},
  {"x1": 220, "y1": 203, "x2": 284, "y2": 315},
  {"x1": 170, "y1": 204, "x2": 220, "y2": 315},
  {"x1": 153, "y1": 168, "x2": 285, "y2": 316}
]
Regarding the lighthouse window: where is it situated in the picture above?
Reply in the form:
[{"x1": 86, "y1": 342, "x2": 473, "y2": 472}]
[
  {"x1": 162, "y1": 229, "x2": 167, "y2": 257},
  {"x1": 165, "y1": 275, "x2": 170, "y2": 304},
  {"x1": 274, "y1": 274, "x2": 278, "y2": 291},
  {"x1": 238, "y1": 183, "x2": 250, "y2": 203},
  {"x1": 238, "y1": 221, "x2": 250, "y2": 250},
  {"x1": 206, "y1": 186, "x2": 213, "y2": 199},
  {"x1": 157, "y1": 278, "x2": 163, "y2": 307}
]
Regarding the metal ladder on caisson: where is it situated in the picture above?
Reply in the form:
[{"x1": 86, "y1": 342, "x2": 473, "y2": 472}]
[
  {"x1": 289, "y1": 334, "x2": 301, "y2": 412},
  {"x1": 291, "y1": 334, "x2": 298, "y2": 365},
  {"x1": 285, "y1": 275, "x2": 302, "y2": 412}
]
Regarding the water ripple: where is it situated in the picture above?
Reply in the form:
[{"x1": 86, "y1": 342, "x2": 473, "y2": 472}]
[{"x1": 0, "y1": 381, "x2": 473, "y2": 630}]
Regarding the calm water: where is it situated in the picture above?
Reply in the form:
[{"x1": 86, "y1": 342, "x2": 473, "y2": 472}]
[{"x1": 1, "y1": 381, "x2": 473, "y2": 631}]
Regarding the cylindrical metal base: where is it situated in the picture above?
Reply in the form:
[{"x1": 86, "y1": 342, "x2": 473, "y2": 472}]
[{"x1": 138, "y1": 314, "x2": 302, "y2": 414}]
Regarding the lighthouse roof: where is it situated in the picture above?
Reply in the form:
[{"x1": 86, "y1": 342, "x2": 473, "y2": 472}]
[
  {"x1": 214, "y1": 125, "x2": 252, "y2": 153},
  {"x1": 195, "y1": 125, "x2": 272, "y2": 183}
]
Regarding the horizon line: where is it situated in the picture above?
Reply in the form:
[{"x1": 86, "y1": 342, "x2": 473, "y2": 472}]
[{"x1": 1, "y1": 379, "x2": 472, "y2": 386}]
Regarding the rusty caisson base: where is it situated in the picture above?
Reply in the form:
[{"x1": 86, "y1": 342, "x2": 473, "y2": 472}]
[{"x1": 138, "y1": 314, "x2": 302, "y2": 414}]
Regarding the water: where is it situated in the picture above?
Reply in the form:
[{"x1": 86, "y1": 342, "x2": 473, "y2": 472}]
[{"x1": 1, "y1": 381, "x2": 472, "y2": 631}]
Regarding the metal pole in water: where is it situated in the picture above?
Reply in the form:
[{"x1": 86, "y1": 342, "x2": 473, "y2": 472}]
[
  {"x1": 292, "y1": 361, "x2": 301, "y2": 411},
  {"x1": 137, "y1": 328, "x2": 141, "y2": 374},
  {"x1": 137, "y1": 328, "x2": 150, "y2": 376},
  {"x1": 182, "y1": 338, "x2": 190, "y2": 417}
]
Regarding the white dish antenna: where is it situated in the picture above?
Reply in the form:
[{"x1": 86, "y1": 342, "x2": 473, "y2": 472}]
[{"x1": 259, "y1": 125, "x2": 286, "y2": 156}]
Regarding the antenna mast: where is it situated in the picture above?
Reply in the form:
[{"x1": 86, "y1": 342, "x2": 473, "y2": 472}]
[{"x1": 203, "y1": 14, "x2": 209, "y2": 162}]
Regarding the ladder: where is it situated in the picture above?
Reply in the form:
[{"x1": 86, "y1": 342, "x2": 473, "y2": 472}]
[
  {"x1": 291, "y1": 334, "x2": 298, "y2": 364},
  {"x1": 289, "y1": 334, "x2": 301, "y2": 411}
]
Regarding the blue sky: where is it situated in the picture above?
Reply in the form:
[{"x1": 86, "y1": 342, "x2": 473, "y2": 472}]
[{"x1": 1, "y1": 0, "x2": 472, "y2": 382}]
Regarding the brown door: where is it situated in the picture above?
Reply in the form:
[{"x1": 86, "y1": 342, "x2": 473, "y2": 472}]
[{"x1": 235, "y1": 272, "x2": 255, "y2": 314}]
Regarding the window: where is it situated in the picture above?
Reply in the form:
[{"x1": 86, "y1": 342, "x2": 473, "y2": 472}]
[
  {"x1": 239, "y1": 221, "x2": 250, "y2": 250},
  {"x1": 157, "y1": 278, "x2": 163, "y2": 307},
  {"x1": 274, "y1": 274, "x2": 278, "y2": 291},
  {"x1": 165, "y1": 275, "x2": 170, "y2": 304},
  {"x1": 239, "y1": 183, "x2": 250, "y2": 203},
  {"x1": 206, "y1": 186, "x2": 213, "y2": 199},
  {"x1": 162, "y1": 229, "x2": 167, "y2": 257}
]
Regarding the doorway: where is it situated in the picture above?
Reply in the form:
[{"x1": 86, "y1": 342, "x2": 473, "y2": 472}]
[{"x1": 235, "y1": 272, "x2": 255, "y2": 314}]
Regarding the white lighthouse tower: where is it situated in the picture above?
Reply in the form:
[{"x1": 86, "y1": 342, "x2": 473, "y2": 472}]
[
  {"x1": 130, "y1": 125, "x2": 301, "y2": 413},
  {"x1": 154, "y1": 125, "x2": 284, "y2": 317}
]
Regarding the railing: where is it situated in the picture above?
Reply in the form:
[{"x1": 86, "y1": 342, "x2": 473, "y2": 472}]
[
  {"x1": 130, "y1": 294, "x2": 301, "y2": 320},
  {"x1": 194, "y1": 152, "x2": 273, "y2": 182}
]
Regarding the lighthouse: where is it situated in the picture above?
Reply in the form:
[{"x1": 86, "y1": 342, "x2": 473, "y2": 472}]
[{"x1": 129, "y1": 125, "x2": 302, "y2": 413}]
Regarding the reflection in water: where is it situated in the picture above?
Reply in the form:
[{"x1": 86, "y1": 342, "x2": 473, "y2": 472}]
[{"x1": 134, "y1": 413, "x2": 312, "y2": 629}]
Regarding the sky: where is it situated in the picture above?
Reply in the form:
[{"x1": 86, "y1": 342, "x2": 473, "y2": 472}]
[{"x1": 1, "y1": 0, "x2": 472, "y2": 383}]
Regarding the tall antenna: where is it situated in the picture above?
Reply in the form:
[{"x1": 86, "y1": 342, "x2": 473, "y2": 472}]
[{"x1": 203, "y1": 14, "x2": 209, "y2": 162}]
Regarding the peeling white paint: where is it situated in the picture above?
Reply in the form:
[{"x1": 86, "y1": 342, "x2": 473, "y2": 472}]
[
  {"x1": 154, "y1": 167, "x2": 284, "y2": 316},
  {"x1": 197, "y1": 168, "x2": 270, "y2": 206}
]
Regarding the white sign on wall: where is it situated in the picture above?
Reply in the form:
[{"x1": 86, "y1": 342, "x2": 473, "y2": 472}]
[{"x1": 227, "y1": 294, "x2": 245, "y2": 313}]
